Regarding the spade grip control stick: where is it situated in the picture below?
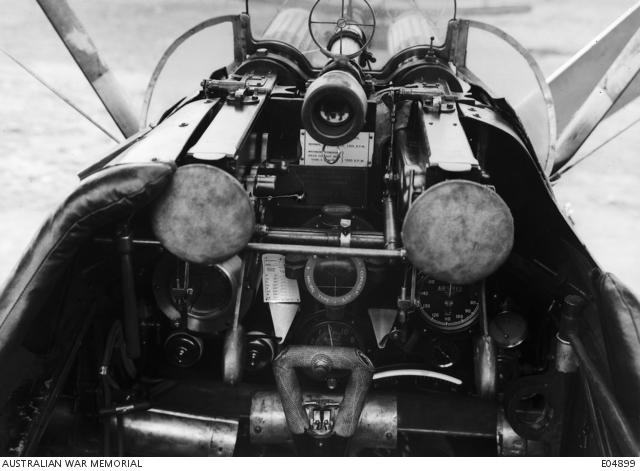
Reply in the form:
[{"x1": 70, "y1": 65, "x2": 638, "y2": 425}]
[{"x1": 273, "y1": 346, "x2": 374, "y2": 437}]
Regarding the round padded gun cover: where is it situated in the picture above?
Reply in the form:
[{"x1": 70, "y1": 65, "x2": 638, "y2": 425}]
[
  {"x1": 402, "y1": 180, "x2": 514, "y2": 284},
  {"x1": 0, "y1": 162, "x2": 175, "y2": 365},
  {"x1": 150, "y1": 164, "x2": 255, "y2": 265}
]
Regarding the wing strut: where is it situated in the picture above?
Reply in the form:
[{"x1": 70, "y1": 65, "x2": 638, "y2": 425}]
[
  {"x1": 552, "y1": 24, "x2": 640, "y2": 174},
  {"x1": 35, "y1": 0, "x2": 139, "y2": 138},
  {"x1": 548, "y1": 2, "x2": 640, "y2": 135}
]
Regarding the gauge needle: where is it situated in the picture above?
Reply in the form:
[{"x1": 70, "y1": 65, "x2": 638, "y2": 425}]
[
  {"x1": 328, "y1": 323, "x2": 334, "y2": 347},
  {"x1": 436, "y1": 345, "x2": 451, "y2": 361}
]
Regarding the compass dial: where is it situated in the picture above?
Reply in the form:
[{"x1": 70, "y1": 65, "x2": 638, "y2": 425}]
[{"x1": 304, "y1": 256, "x2": 367, "y2": 306}]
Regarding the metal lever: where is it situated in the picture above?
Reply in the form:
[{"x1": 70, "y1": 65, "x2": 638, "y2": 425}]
[{"x1": 223, "y1": 259, "x2": 247, "y2": 385}]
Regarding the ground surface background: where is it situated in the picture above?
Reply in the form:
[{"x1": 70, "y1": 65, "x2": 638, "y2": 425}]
[{"x1": 1, "y1": 0, "x2": 639, "y2": 294}]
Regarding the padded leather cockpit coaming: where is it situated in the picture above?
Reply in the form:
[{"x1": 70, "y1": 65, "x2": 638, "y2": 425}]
[
  {"x1": 0, "y1": 162, "x2": 175, "y2": 365},
  {"x1": 596, "y1": 273, "x2": 640, "y2": 438}
]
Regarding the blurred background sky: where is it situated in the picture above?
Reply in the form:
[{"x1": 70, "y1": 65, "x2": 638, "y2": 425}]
[{"x1": 1, "y1": 0, "x2": 639, "y2": 294}]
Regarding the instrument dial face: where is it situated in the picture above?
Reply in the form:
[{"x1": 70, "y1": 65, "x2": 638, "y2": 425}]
[
  {"x1": 426, "y1": 338, "x2": 461, "y2": 369},
  {"x1": 299, "y1": 318, "x2": 364, "y2": 380},
  {"x1": 489, "y1": 312, "x2": 528, "y2": 348},
  {"x1": 304, "y1": 256, "x2": 367, "y2": 306},
  {"x1": 303, "y1": 320, "x2": 362, "y2": 349},
  {"x1": 416, "y1": 274, "x2": 481, "y2": 332}
]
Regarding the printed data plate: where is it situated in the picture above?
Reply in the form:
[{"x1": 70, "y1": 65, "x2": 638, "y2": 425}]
[
  {"x1": 262, "y1": 254, "x2": 300, "y2": 303},
  {"x1": 300, "y1": 130, "x2": 374, "y2": 167}
]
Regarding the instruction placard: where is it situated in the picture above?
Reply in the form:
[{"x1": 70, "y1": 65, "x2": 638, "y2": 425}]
[
  {"x1": 262, "y1": 254, "x2": 300, "y2": 303},
  {"x1": 300, "y1": 131, "x2": 374, "y2": 167}
]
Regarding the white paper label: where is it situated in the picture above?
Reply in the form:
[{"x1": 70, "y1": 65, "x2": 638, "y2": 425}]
[
  {"x1": 262, "y1": 254, "x2": 300, "y2": 303},
  {"x1": 300, "y1": 131, "x2": 374, "y2": 167}
]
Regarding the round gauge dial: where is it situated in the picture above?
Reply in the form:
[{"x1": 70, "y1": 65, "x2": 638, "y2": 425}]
[
  {"x1": 416, "y1": 274, "x2": 481, "y2": 332},
  {"x1": 304, "y1": 256, "x2": 367, "y2": 306},
  {"x1": 299, "y1": 318, "x2": 364, "y2": 380},
  {"x1": 303, "y1": 320, "x2": 363, "y2": 349},
  {"x1": 489, "y1": 311, "x2": 528, "y2": 349},
  {"x1": 426, "y1": 338, "x2": 461, "y2": 369},
  {"x1": 152, "y1": 254, "x2": 240, "y2": 333}
]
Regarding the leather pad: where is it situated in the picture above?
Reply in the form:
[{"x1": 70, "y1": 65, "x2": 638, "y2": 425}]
[
  {"x1": 597, "y1": 272, "x2": 640, "y2": 436},
  {"x1": 0, "y1": 162, "x2": 175, "y2": 363},
  {"x1": 151, "y1": 164, "x2": 254, "y2": 265},
  {"x1": 401, "y1": 180, "x2": 514, "y2": 284}
]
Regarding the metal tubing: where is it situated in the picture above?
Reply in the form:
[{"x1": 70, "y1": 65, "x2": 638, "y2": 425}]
[
  {"x1": 382, "y1": 195, "x2": 399, "y2": 249},
  {"x1": 116, "y1": 229, "x2": 140, "y2": 359},
  {"x1": 555, "y1": 296, "x2": 582, "y2": 373},
  {"x1": 247, "y1": 242, "x2": 406, "y2": 259},
  {"x1": 558, "y1": 295, "x2": 636, "y2": 453},
  {"x1": 256, "y1": 225, "x2": 385, "y2": 248},
  {"x1": 96, "y1": 238, "x2": 405, "y2": 260},
  {"x1": 36, "y1": 0, "x2": 139, "y2": 137},
  {"x1": 123, "y1": 238, "x2": 161, "y2": 246},
  {"x1": 580, "y1": 371, "x2": 608, "y2": 456},
  {"x1": 397, "y1": 393, "x2": 497, "y2": 438},
  {"x1": 568, "y1": 332, "x2": 640, "y2": 456},
  {"x1": 373, "y1": 369, "x2": 462, "y2": 385},
  {"x1": 114, "y1": 409, "x2": 239, "y2": 456}
]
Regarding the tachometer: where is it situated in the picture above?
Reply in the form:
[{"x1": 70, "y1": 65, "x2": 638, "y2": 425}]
[
  {"x1": 416, "y1": 273, "x2": 481, "y2": 332},
  {"x1": 295, "y1": 315, "x2": 366, "y2": 381},
  {"x1": 303, "y1": 319, "x2": 363, "y2": 349}
]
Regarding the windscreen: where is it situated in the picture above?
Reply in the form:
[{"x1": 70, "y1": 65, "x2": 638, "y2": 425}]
[
  {"x1": 250, "y1": 0, "x2": 456, "y2": 68},
  {"x1": 463, "y1": 21, "x2": 556, "y2": 174}
]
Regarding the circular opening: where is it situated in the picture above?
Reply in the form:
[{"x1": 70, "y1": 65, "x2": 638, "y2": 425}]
[
  {"x1": 316, "y1": 97, "x2": 353, "y2": 126},
  {"x1": 313, "y1": 258, "x2": 358, "y2": 298},
  {"x1": 513, "y1": 392, "x2": 554, "y2": 432},
  {"x1": 171, "y1": 265, "x2": 233, "y2": 316}
]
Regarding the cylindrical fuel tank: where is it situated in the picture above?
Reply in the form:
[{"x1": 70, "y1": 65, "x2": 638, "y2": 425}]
[
  {"x1": 250, "y1": 391, "x2": 397, "y2": 449},
  {"x1": 112, "y1": 409, "x2": 239, "y2": 456}
]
